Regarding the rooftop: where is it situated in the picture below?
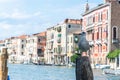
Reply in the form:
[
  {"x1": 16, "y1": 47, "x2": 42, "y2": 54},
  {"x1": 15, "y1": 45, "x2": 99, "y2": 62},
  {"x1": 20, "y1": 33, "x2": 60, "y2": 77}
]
[
  {"x1": 33, "y1": 31, "x2": 46, "y2": 36},
  {"x1": 18, "y1": 35, "x2": 28, "y2": 39},
  {"x1": 47, "y1": 18, "x2": 82, "y2": 30},
  {"x1": 82, "y1": 3, "x2": 109, "y2": 16}
]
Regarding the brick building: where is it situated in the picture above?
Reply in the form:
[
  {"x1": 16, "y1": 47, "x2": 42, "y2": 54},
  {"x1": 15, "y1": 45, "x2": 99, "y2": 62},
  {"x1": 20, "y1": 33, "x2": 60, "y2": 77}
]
[{"x1": 82, "y1": 0, "x2": 120, "y2": 68}]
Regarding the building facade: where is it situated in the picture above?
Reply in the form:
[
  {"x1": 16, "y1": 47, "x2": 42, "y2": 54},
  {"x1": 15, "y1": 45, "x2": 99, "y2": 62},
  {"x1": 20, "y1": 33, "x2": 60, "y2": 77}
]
[
  {"x1": 25, "y1": 32, "x2": 46, "y2": 64},
  {"x1": 45, "y1": 19, "x2": 82, "y2": 65},
  {"x1": 6, "y1": 35, "x2": 27, "y2": 63},
  {"x1": 82, "y1": 0, "x2": 120, "y2": 68},
  {"x1": 5, "y1": 32, "x2": 46, "y2": 64},
  {"x1": 5, "y1": 37, "x2": 19, "y2": 63}
]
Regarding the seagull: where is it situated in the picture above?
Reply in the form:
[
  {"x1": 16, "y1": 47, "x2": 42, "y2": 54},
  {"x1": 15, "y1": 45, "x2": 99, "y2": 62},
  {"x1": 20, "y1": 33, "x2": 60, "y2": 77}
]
[{"x1": 78, "y1": 32, "x2": 90, "y2": 52}]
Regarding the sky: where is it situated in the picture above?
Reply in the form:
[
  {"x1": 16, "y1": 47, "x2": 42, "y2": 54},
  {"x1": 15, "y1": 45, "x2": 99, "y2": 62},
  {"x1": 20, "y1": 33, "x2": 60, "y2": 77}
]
[{"x1": 0, "y1": 0, "x2": 103, "y2": 40}]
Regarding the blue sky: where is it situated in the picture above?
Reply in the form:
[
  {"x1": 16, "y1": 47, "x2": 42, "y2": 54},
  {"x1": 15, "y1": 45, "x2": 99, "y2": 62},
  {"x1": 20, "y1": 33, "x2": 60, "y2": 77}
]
[{"x1": 0, "y1": 0, "x2": 103, "y2": 39}]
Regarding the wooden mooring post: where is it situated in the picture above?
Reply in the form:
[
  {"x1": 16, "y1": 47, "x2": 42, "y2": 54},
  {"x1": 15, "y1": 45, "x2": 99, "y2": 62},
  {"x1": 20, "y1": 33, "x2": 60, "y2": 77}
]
[{"x1": 0, "y1": 48, "x2": 8, "y2": 80}]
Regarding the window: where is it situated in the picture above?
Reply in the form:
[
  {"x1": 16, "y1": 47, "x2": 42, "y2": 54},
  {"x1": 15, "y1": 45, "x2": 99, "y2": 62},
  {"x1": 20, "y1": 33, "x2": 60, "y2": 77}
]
[
  {"x1": 22, "y1": 44, "x2": 24, "y2": 49},
  {"x1": 30, "y1": 39, "x2": 34, "y2": 43},
  {"x1": 101, "y1": 28, "x2": 102, "y2": 40},
  {"x1": 71, "y1": 46, "x2": 73, "y2": 52},
  {"x1": 54, "y1": 48, "x2": 55, "y2": 53},
  {"x1": 27, "y1": 40, "x2": 30, "y2": 43},
  {"x1": 92, "y1": 30, "x2": 94, "y2": 40},
  {"x1": 67, "y1": 46, "x2": 69, "y2": 53},
  {"x1": 51, "y1": 33, "x2": 54, "y2": 39},
  {"x1": 71, "y1": 37, "x2": 72, "y2": 43},
  {"x1": 98, "y1": 27, "x2": 102, "y2": 39},
  {"x1": 97, "y1": 32, "x2": 99, "y2": 40},
  {"x1": 21, "y1": 52, "x2": 24, "y2": 55},
  {"x1": 101, "y1": 12, "x2": 103, "y2": 21},
  {"x1": 33, "y1": 39, "x2": 34, "y2": 43},
  {"x1": 93, "y1": 15, "x2": 95, "y2": 23},
  {"x1": 107, "y1": 10, "x2": 108, "y2": 20},
  {"x1": 58, "y1": 45, "x2": 61, "y2": 53},
  {"x1": 37, "y1": 49, "x2": 42, "y2": 56},
  {"x1": 98, "y1": 45, "x2": 102, "y2": 52},
  {"x1": 68, "y1": 25, "x2": 71, "y2": 28},
  {"x1": 113, "y1": 27, "x2": 117, "y2": 39},
  {"x1": 67, "y1": 37, "x2": 69, "y2": 43},
  {"x1": 38, "y1": 39, "x2": 40, "y2": 42},
  {"x1": 56, "y1": 48, "x2": 57, "y2": 53},
  {"x1": 98, "y1": 13, "x2": 100, "y2": 22},
  {"x1": 51, "y1": 41, "x2": 53, "y2": 49},
  {"x1": 87, "y1": 15, "x2": 93, "y2": 26},
  {"x1": 119, "y1": 0, "x2": 120, "y2": 4},
  {"x1": 22, "y1": 40, "x2": 24, "y2": 42}
]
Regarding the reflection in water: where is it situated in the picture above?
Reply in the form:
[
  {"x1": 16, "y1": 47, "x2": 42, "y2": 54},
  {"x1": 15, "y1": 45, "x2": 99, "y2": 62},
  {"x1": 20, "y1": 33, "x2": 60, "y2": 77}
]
[{"x1": 8, "y1": 64, "x2": 120, "y2": 80}]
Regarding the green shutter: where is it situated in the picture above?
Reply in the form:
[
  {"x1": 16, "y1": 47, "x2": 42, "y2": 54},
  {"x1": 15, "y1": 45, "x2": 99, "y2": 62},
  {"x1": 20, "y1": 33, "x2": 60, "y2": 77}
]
[{"x1": 58, "y1": 34, "x2": 61, "y2": 37}]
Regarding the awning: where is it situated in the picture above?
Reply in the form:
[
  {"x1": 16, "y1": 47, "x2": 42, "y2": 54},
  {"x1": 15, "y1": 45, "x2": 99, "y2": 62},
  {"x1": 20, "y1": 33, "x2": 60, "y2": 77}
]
[{"x1": 107, "y1": 49, "x2": 120, "y2": 59}]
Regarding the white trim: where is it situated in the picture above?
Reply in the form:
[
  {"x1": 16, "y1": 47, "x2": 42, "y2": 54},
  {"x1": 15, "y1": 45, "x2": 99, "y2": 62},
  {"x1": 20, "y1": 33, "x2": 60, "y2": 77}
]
[{"x1": 107, "y1": 5, "x2": 111, "y2": 54}]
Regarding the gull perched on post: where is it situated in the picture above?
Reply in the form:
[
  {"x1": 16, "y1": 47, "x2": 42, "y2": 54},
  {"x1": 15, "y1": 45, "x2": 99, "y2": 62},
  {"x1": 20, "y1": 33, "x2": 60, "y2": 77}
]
[{"x1": 78, "y1": 32, "x2": 90, "y2": 52}]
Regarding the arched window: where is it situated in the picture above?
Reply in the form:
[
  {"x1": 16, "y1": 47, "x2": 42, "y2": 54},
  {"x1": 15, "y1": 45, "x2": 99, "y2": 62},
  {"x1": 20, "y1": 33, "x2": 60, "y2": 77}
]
[{"x1": 113, "y1": 27, "x2": 117, "y2": 39}]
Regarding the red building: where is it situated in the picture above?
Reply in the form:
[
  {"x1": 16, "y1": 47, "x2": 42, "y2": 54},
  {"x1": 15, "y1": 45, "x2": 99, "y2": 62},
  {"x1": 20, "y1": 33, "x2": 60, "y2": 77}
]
[
  {"x1": 33, "y1": 32, "x2": 46, "y2": 57},
  {"x1": 82, "y1": 0, "x2": 120, "y2": 67}
]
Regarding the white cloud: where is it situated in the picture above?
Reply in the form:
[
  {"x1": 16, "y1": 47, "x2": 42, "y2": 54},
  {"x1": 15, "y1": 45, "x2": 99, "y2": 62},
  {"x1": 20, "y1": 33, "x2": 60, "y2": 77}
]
[
  {"x1": 0, "y1": 0, "x2": 15, "y2": 3},
  {"x1": 0, "y1": 9, "x2": 41, "y2": 19},
  {"x1": 0, "y1": 21, "x2": 12, "y2": 30},
  {"x1": 33, "y1": 12, "x2": 41, "y2": 16},
  {"x1": 10, "y1": 11, "x2": 31, "y2": 19},
  {"x1": 52, "y1": 2, "x2": 98, "y2": 19},
  {"x1": 14, "y1": 31, "x2": 25, "y2": 36},
  {"x1": 0, "y1": 21, "x2": 45, "y2": 39},
  {"x1": 0, "y1": 22, "x2": 28, "y2": 30}
]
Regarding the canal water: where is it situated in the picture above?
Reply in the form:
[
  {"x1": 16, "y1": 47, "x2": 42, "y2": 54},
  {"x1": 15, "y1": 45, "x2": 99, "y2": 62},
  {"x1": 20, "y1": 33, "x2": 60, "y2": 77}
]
[{"x1": 8, "y1": 64, "x2": 120, "y2": 80}]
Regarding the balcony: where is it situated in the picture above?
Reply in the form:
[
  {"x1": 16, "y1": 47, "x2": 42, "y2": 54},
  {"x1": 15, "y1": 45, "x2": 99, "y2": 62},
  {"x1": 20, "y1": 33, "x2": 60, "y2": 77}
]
[
  {"x1": 95, "y1": 40, "x2": 102, "y2": 45},
  {"x1": 97, "y1": 40, "x2": 102, "y2": 45},
  {"x1": 103, "y1": 39, "x2": 108, "y2": 44},
  {"x1": 89, "y1": 41, "x2": 94, "y2": 47},
  {"x1": 86, "y1": 24, "x2": 94, "y2": 31},
  {"x1": 112, "y1": 38, "x2": 119, "y2": 44}
]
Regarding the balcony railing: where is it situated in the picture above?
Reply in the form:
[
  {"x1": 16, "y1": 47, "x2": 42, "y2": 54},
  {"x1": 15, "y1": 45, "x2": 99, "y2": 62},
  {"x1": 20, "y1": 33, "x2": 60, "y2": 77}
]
[
  {"x1": 89, "y1": 41, "x2": 94, "y2": 46},
  {"x1": 103, "y1": 39, "x2": 108, "y2": 44},
  {"x1": 95, "y1": 40, "x2": 102, "y2": 45},
  {"x1": 112, "y1": 38, "x2": 119, "y2": 44}
]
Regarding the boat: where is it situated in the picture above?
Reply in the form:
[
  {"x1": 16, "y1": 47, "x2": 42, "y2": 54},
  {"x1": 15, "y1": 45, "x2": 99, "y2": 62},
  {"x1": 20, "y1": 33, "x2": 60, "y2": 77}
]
[
  {"x1": 95, "y1": 64, "x2": 110, "y2": 69},
  {"x1": 103, "y1": 69, "x2": 120, "y2": 75}
]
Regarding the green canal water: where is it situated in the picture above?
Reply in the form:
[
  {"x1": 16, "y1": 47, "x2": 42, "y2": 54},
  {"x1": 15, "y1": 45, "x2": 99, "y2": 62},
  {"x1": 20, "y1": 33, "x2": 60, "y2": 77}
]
[{"x1": 8, "y1": 64, "x2": 120, "y2": 80}]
